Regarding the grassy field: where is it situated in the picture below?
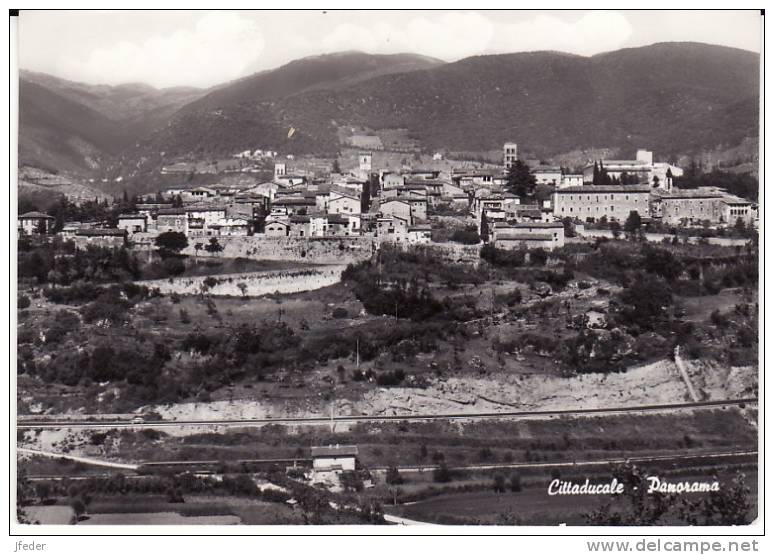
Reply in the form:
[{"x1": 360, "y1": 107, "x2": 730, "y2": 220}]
[
  {"x1": 79, "y1": 513, "x2": 241, "y2": 525},
  {"x1": 678, "y1": 288, "x2": 755, "y2": 322},
  {"x1": 48, "y1": 409, "x2": 756, "y2": 469},
  {"x1": 390, "y1": 468, "x2": 759, "y2": 525}
]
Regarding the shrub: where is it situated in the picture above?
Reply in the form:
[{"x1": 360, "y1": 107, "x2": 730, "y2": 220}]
[
  {"x1": 510, "y1": 474, "x2": 522, "y2": 492},
  {"x1": 161, "y1": 257, "x2": 186, "y2": 276},
  {"x1": 332, "y1": 307, "x2": 349, "y2": 319},
  {"x1": 155, "y1": 231, "x2": 188, "y2": 254},
  {"x1": 710, "y1": 309, "x2": 729, "y2": 328},
  {"x1": 181, "y1": 333, "x2": 217, "y2": 354},
  {"x1": 375, "y1": 369, "x2": 405, "y2": 386},
  {"x1": 18, "y1": 295, "x2": 31, "y2": 310},
  {"x1": 179, "y1": 309, "x2": 191, "y2": 324},
  {"x1": 433, "y1": 462, "x2": 452, "y2": 483},
  {"x1": 386, "y1": 466, "x2": 403, "y2": 485},
  {"x1": 449, "y1": 228, "x2": 481, "y2": 245},
  {"x1": 493, "y1": 474, "x2": 506, "y2": 493}
]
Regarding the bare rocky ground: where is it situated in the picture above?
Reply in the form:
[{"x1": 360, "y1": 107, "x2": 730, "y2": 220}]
[{"x1": 142, "y1": 358, "x2": 756, "y2": 424}]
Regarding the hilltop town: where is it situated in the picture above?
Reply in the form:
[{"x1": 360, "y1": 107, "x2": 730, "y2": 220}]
[
  {"x1": 16, "y1": 137, "x2": 759, "y2": 525},
  {"x1": 18, "y1": 144, "x2": 758, "y2": 251}
]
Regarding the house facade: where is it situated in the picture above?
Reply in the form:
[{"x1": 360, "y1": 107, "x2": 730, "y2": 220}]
[
  {"x1": 491, "y1": 221, "x2": 565, "y2": 250},
  {"x1": 156, "y1": 209, "x2": 189, "y2": 235},
  {"x1": 18, "y1": 212, "x2": 54, "y2": 235},
  {"x1": 117, "y1": 213, "x2": 147, "y2": 234},
  {"x1": 553, "y1": 186, "x2": 651, "y2": 223}
]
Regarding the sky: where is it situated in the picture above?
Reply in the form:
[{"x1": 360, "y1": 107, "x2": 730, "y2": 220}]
[{"x1": 17, "y1": 10, "x2": 762, "y2": 89}]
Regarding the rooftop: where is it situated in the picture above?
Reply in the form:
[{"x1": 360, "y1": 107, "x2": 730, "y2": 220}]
[
  {"x1": 19, "y1": 211, "x2": 54, "y2": 219},
  {"x1": 497, "y1": 233, "x2": 553, "y2": 242},
  {"x1": 556, "y1": 185, "x2": 651, "y2": 194},
  {"x1": 273, "y1": 197, "x2": 317, "y2": 205},
  {"x1": 311, "y1": 445, "x2": 359, "y2": 458},
  {"x1": 494, "y1": 221, "x2": 563, "y2": 229},
  {"x1": 185, "y1": 205, "x2": 228, "y2": 212},
  {"x1": 75, "y1": 228, "x2": 127, "y2": 237}
]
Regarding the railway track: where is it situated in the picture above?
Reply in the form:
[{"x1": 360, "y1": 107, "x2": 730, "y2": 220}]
[{"x1": 22, "y1": 449, "x2": 758, "y2": 480}]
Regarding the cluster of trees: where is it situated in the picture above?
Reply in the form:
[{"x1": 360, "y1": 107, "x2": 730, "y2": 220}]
[
  {"x1": 302, "y1": 319, "x2": 454, "y2": 369},
  {"x1": 343, "y1": 246, "x2": 485, "y2": 321},
  {"x1": 176, "y1": 322, "x2": 302, "y2": 392},
  {"x1": 40, "y1": 281, "x2": 157, "y2": 307},
  {"x1": 19, "y1": 192, "x2": 140, "y2": 232},
  {"x1": 585, "y1": 463, "x2": 753, "y2": 525},
  {"x1": 22, "y1": 331, "x2": 172, "y2": 393},
  {"x1": 18, "y1": 240, "x2": 141, "y2": 286},
  {"x1": 591, "y1": 162, "x2": 643, "y2": 185},
  {"x1": 449, "y1": 226, "x2": 481, "y2": 245},
  {"x1": 555, "y1": 240, "x2": 759, "y2": 370},
  {"x1": 480, "y1": 244, "x2": 548, "y2": 268},
  {"x1": 675, "y1": 162, "x2": 758, "y2": 201},
  {"x1": 505, "y1": 160, "x2": 536, "y2": 199}
]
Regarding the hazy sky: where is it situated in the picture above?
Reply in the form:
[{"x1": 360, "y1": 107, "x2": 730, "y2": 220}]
[{"x1": 18, "y1": 10, "x2": 762, "y2": 89}]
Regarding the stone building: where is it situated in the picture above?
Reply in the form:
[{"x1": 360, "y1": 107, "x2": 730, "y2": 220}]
[
  {"x1": 491, "y1": 221, "x2": 565, "y2": 250},
  {"x1": 553, "y1": 185, "x2": 651, "y2": 223}
]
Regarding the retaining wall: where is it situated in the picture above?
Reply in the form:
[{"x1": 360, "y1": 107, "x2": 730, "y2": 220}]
[
  {"x1": 180, "y1": 236, "x2": 376, "y2": 264},
  {"x1": 137, "y1": 265, "x2": 348, "y2": 297}
]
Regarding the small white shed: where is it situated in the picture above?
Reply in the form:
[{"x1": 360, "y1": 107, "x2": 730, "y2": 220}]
[{"x1": 310, "y1": 445, "x2": 359, "y2": 471}]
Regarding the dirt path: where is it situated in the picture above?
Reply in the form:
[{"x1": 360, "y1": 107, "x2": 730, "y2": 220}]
[
  {"x1": 17, "y1": 447, "x2": 139, "y2": 470},
  {"x1": 383, "y1": 513, "x2": 438, "y2": 526},
  {"x1": 674, "y1": 346, "x2": 701, "y2": 402}
]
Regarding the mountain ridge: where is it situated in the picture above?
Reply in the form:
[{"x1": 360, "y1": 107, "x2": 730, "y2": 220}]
[{"x1": 18, "y1": 42, "x2": 759, "y2": 180}]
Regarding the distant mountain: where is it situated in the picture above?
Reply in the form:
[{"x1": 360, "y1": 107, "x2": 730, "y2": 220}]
[
  {"x1": 181, "y1": 51, "x2": 443, "y2": 112},
  {"x1": 18, "y1": 71, "x2": 206, "y2": 173},
  {"x1": 139, "y1": 43, "x2": 759, "y2": 163},
  {"x1": 19, "y1": 43, "x2": 759, "y2": 181}
]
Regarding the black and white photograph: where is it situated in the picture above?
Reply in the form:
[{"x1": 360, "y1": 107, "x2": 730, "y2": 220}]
[{"x1": 9, "y1": 8, "x2": 763, "y2": 535}]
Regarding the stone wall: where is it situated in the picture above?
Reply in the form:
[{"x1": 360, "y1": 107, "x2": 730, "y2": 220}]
[
  {"x1": 180, "y1": 236, "x2": 376, "y2": 264},
  {"x1": 137, "y1": 265, "x2": 348, "y2": 297}
]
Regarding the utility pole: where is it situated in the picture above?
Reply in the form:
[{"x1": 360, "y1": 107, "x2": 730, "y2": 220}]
[
  {"x1": 356, "y1": 338, "x2": 360, "y2": 368},
  {"x1": 329, "y1": 403, "x2": 335, "y2": 434}
]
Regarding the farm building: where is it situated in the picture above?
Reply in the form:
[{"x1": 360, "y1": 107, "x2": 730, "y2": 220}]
[
  {"x1": 311, "y1": 445, "x2": 359, "y2": 472},
  {"x1": 18, "y1": 211, "x2": 54, "y2": 235}
]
